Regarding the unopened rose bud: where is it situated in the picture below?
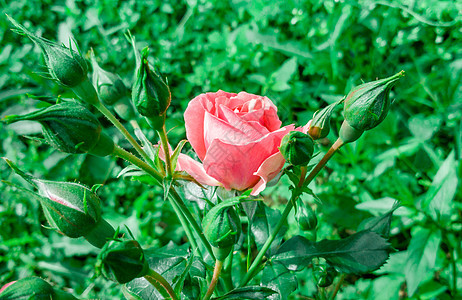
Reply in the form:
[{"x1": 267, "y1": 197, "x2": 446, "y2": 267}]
[
  {"x1": 130, "y1": 35, "x2": 171, "y2": 130},
  {"x1": 313, "y1": 265, "x2": 338, "y2": 288},
  {"x1": 0, "y1": 277, "x2": 54, "y2": 299},
  {"x1": 308, "y1": 101, "x2": 339, "y2": 140},
  {"x1": 7, "y1": 15, "x2": 98, "y2": 105},
  {"x1": 97, "y1": 239, "x2": 149, "y2": 284},
  {"x1": 340, "y1": 71, "x2": 404, "y2": 143},
  {"x1": 0, "y1": 277, "x2": 77, "y2": 299},
  {"x1": 202, "y1": 205, "x2": 241, "y2": 261},
  {"x1": 4, "y1": 159, "x2": 114, "y2": 248},
  {"x1": 4, "y1": 101, "x2": 114, "y2": 156},
  {"x1": 91, "y1": 51, "x2": 129, "y2": 105},
  {"x1": 279, "y1": 131, "x2": 315, "y2": 166},
  {"x1": 296, "y1": 200, "x2": 317, "y2": 231}
]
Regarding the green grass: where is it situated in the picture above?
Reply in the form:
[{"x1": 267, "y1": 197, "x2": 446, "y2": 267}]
[{"x1": 0, "y1": 0, "x2": 461, "y2": 299}]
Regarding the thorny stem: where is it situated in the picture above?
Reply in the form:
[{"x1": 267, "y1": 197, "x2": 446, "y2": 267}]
[
  {"x1": 239, "y1": 138, "x2": 344, "y2": 286},
  {"x1": 144, "y1": 268, "x2": 178, "y2": 300},
  {"x1": 95, "y1": 101, "x2": 154, "y2": 166},
  {"x1": 203, "y1": 260, "x2": 224, "y2": 300}
]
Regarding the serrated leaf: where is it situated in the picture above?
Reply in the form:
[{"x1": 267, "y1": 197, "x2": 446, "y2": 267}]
[
  {"x1": 125, "y1": 242, "x2": 205, "y2": 300},
  {"x1": 274, "y1": 230, "x2": 392, "y2": 274},
  {"x1": 212, "y1": 286, "x2": 277, "y2": 300},
  {"x1": 242, "y1": 201, "x2": 287, "y2": 256},
  {"x1": 404, "y1": 227, "x2": 441, "y2": 296},
  {"x1": 261, "y1": 262, "x2": 297, "y2": 300},
  {"x1": 180, "y1": 181, "x2": 218, "y2": 210},
  {"x1": 357, "y1": 201, "x2": 400, "y2": 238}
]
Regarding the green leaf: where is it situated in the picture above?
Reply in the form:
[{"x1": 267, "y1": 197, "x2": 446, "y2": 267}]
[
  {"x1": 242, "y1": 201, "x2": 288, "y2": 256},
  {"x1": 212, "y1": 286, "x2": 277, "y2": 300},
  {"x1": 404, "y1": 227, "x2": 441, "y2": 297},
  {"x1": 124, "y1": 242, "x2": 205, "y2": 300},
  {"x1": 274, "y1": 230, "x2": 392, "y2": 274},
  {"x1": 421, "y1": 150, "x2": 458, "y2": 223},
  {"x1": 357, "y1": 201, "x2": 400, "y2": 238},
  {"x1": 261, "y1": 262, "x2": 297, "y2": 300}
]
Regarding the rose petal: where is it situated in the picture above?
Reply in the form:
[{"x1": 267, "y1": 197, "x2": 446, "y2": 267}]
[
  {"x1": 185, "y1": 91, "x2": 237, "y2": 161},
  {"x1": 203, "y1": 111, "x2": 256, "y2": 147},
  {"x1": 217, "y1": 105, "x2": 269, "y2": 139},
  {"x1": 177, "y1": 154, "x2": 221, "y2": 187},
  {"x1": 251, "y1": 151, "x2": 286, "y2": 195},
  {"x1": 203, "y1": 125, "x2": 294, "y2": 191}
]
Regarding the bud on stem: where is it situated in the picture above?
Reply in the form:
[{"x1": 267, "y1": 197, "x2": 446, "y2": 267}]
[
  {"x1": 7, "y1": 15, "x2": 99, "y2": 105},
  {"x1": 340, "y1": 71, "x2": 404, "y2": 143},
  {"x1": 4, "y1": 102, "x2": 114, "y2": 156}
]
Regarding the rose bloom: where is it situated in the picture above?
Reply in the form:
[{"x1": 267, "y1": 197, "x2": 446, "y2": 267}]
[{"x1": 177, "y1": 90, "x2": 307, "y2": 195}]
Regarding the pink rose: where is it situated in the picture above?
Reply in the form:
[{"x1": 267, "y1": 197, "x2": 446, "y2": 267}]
[{"x1": 180, "y1": 90, "x2": 305, "y2": 195}]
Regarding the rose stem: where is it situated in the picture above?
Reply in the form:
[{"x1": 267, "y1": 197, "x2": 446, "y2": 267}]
[
  {"x1": 203, "y1": 260, "x2": 224, "y2": 300},
  {"x1": 239, "y1": 138, "x2": 344, "y2": 286},
  {"x1": 112, "y1": 146, "x2": 212, "y2": 259},
  {"x1": 329, "y1": 274, "x2": 345, "y2": 300},
  {"x1": 221, "y1": 246, "x2": 235, "y2": 291},
  {"x1": 94, "y1": 101, "x2": 154, "y2": 166},
  {"x1": 158, "y1": 125, "x2": 173, "y2": 177},
  {"x1": 144, "y1": 268, "x2": 178, "y2": 300}
]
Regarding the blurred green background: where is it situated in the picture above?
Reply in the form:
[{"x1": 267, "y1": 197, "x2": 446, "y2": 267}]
[{"x1": 0, "y1": 0, "x2": 460, "y2": 299}]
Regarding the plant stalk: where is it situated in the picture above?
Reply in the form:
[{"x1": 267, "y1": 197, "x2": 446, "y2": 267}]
[
  {"x1": 113, "y1": 146, "x2": 213, "y2": 259},
  {"x1": 95, "y1": 101, "x2": 153, "y2": 165},
  {"x1": 203, "y1": 260, "x2": 224, "y2": 300},
  {"x1": 144, "y1": 268, "x2": 178, "y2": 300},
  {"x1": 239, "y1": 138, "x2": 343, "y2": 286}
]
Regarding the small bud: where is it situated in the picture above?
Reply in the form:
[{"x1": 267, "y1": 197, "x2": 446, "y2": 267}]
[
  {"x1": 341, "y1": 71, "x2": 404, "y2": 143},
  {"x1": 3, "y1": 158, "x2": 114, "y2": 247},
  {"x1": 130, "y1": 38, "x2": 171, "y2": 129},
  {"x1": 97, "y1": 239, "x2": 149, "y2": 284},
  {"x1": 91, "y1": 51, "x2": 129, "y2": 105},
  {"x1": 313, "y1": 265, "x2": 338, "y2": 288},
  {"x1": 279, "y1": 131, "x2": 315, "y2": 166},
  {"x1": 0, "y1": 277, "x2": 54, "y2": 299},
  {"x1": 308, "y1": 101, "x2": 339, "y2": 140},
  {"x1": 4, "y1": 101, "x2": 114, "y2": 156},
  {"x1": 202, "y1": 205, "x2": 241, "y2": 261},
  {"x1": 6, "y1": 16, "x2": 99, "y2": 105},
  {"x1": 296, "y1": 199, "x2": 317, "y2": 231}
]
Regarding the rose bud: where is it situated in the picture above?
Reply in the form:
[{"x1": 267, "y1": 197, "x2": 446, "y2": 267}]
[
  {"x1": 3, "y1": 158, "x2": 115, "y2": 248},
  {"x1": 0, "y1": 277, "x2": 77, "y2": 299},
  {"x1": 279, "y1": 131, "x2": 315, "y2": 166},
  {"x1": 308, "y1": 101, "x2": 339, "y2": 140},
  {"x1": 97, "y1": 239, "x2": 149, "y2": 284},
  {"x1": 313, "y1": 265, "x2": 338, "y2": 288},
  {"x1": 4, "y1": 101, "x2": 114, "y2": 156},
  {"x1": 340, "y1": 71, "x2": 405, "y2": 143},
  {"x1": 6, "y1": 15, "x2": 98, "y2": 105},
  {"x1": 0, "y1": 277, "x2": 54, "y2": 299},
  {"x1": 296, "y1": 199, "x2": 317, "y2": 231},
  {"x1": 202, "y1": 205, "x2": 241, "y2": 261},
  {"x1": 91, "y1": 51, "x2": 129, "y2": 105},
  {"x1": 131, "y1": 41, "x2": 171, "y2": 130}
]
